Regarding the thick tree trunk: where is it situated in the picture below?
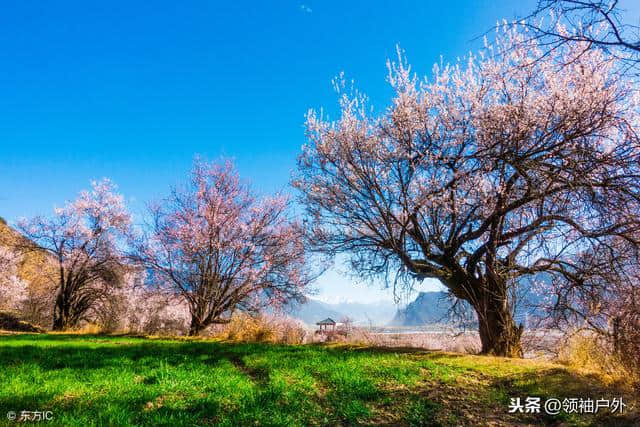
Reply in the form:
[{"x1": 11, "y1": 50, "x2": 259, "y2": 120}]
[
  {"x1": 474, "y1": 293, "x2": 523, "y2": 358},
  {"x1": 52, "y1": 315, "x2": 68, "y2": 331},
  {"x1": 444, "y1": 272, "x2": 524, "y2": 357},
  {"x1": 189, "y1": 317, "x2": 205, "y2": 336},
  {"x1": 52, "y1": 293, "x2": 71, "y2": 331}
]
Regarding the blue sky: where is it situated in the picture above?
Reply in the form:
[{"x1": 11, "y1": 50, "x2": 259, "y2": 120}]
[{"x1": 0, "y1": 0, "x2": 545, "y2": 303}]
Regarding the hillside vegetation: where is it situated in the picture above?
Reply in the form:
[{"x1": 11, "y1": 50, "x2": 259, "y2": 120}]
[
  {"x1": 0, "y1": 221, "x2": 55, "y2": 327},
  {"x1": 0, "y1": 221, "x2": 53, "y2": 286},
  {"x1": 0, "y1": 334, "x2": 637, "y2": 426}
]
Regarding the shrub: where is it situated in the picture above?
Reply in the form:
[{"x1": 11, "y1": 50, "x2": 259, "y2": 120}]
[
  {"x1": 74, "y1": 323, "x2": 103, "y2": 335},
  {"x1": 0, "y1": 311, "x2": 44, "y2": 332},
  {"x1": 19, "y1": 285, "x2": 55, "y2": 329},
  {"x1": 556, "y1": 331, "x2": 638, "y2": 387},
  {"x1": 86, "y1": 269, "x2": 191, "y2": 336},
  {"x1": 213, "y1": 313, "x2": 310, "y2": 344},
  {"x1": 310, "y1": 325, "x2": 483, "y2": 353},
  {"x1": 610, "y1": 288, "x2": 640, "y2": 384}
]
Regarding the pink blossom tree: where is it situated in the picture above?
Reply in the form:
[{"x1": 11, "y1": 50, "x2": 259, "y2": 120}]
[
  {"x1": 0, "y1": 246, "x2": 28, "y2": 312},
  {"x1": 294, "y1": 24, "x2": 640, "y2": 356},
  {"x1": 526, "y1": 1, "x2": 640, "y2": 73},
  {"x1": 134, "y1": 160, "x2": 313, "y2": 336},
  {"x1": 89, "y1": 268, "x2": 191, "y2": 334},
  {"x1": 16, "y1": 179, "x2": 131, "y2": 330},
  {"x1": 0, "y1": 246, "x2": 13, "y2": 283}
]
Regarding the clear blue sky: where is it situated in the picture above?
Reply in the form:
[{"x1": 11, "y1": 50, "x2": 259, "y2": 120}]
[{"x1": 1, "y1": 0, "x2": 543, "y2": 303}]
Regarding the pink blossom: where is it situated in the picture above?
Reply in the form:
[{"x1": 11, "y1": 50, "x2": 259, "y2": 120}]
[{"x1": 134, "y1": 159, "x2": 314, "y2": 336}]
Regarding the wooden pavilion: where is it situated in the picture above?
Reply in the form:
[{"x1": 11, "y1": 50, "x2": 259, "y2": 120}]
[{"x1": 315, "y1": 318, "x2": 336, "y2": 333}]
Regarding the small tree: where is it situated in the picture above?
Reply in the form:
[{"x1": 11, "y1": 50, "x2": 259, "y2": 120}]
[
  {"x1": 0, "y1": 246, "x2": 28, "y2": 312},
  {"x1": 16, "y1": 180, "x2": 131, "y2": 330},
  {"x1": 134, "y1": 160, "x2": 313, "y2": 336},
  {"x1": 89, "y1": 269, "x2": 190, "y2": 334},
  {"x1": 0, "y1": 222, "x2": 57, "y2": 326},
  {"x1": 294, "y1": 24, "x2": 640, "y2": 356},
  {"x1": 547, "y1": 236, "x2": 640, "y2": 378},
  {"x1": 0, "y1": 229, "x2": 17, "y2": 295},
  {"x1": 0, "y1": 246, "x2": 13, "y2": 283}
]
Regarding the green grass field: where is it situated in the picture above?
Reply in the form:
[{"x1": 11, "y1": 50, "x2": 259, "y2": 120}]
[{"x1": 0, "y1": 334, "x2": 636, "y2": 426}]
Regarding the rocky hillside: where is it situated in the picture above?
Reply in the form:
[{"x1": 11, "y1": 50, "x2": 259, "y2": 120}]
[
  {"x1": 390, "y1": 287, "x2": 549, "y2": 327},
  {"x1": 389, "y1": 291, "x2": 452, "y2": 326},
  {"x1": 0, "y1": 219, "x2": 55, "y2": 328}
]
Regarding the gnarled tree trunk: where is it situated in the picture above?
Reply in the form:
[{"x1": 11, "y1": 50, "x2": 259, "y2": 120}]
[
  {"x1": 188, "y1": 316, "x2": 205, "y2": 336},
  {"x1": 469, "y1": 283, "x2": 523, "y2": 357},
  {"x1": 475, "y1": 300, "x2": 523, "y2": 357},
  {"x1": 451, "y1": 274, "x2": 524, "y2": 358},
  {"x1": 52, "y1": 292, "x2": 72, "y2": 331}
]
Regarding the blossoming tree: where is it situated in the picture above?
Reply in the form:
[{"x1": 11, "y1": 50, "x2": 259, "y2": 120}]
[
  {"x1": 89, "y1": 268, "x2": 191, "y2": 334},
  {"x1": 16, "y1": 179, "x2": 131, "y2": 330},
  {"x1": 134, "y1": 160, "x2": 313, "y2": 336},
  {"x1": 0, "y1": 246, "x2": 28, "y2": 311},
  {"x1": 527, "y1": 1, "x2": 640, "y2": 73},
  {"x1": 294, "y1": 25, "x2": 640, "y2": 356},
  {"x1": 0, "y1": 246, "x2": 12, "y2": 283}
]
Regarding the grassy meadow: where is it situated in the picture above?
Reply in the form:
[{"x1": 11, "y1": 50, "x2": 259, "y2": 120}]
[{"x1": 0, "y1": 334, "x2": 637, "y2": 426}]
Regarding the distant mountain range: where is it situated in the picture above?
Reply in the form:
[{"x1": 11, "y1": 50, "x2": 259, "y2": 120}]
[
  {"x1": 389, "y1": 287, "x2": 548, "y2": 328},
  {"x1": 286, "y1": 292, "x2": 452, "y2": 327},
  {"x1": 289, "y1": 286, "x2": 548, "y2": 328},
  {"x1": 285, "y1": 298, "x2": 397, "y2": 326},
  {"x1": 389, "y1": 291, "x2": 452, "y2": 326}
]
